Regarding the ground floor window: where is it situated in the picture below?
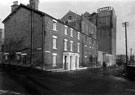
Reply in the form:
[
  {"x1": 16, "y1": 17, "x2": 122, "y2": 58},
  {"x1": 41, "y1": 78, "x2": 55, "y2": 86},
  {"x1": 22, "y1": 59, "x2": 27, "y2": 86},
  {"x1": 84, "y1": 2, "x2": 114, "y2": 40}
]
[{"x1": 52, "y1": 53, "x2": 57, "y2": 67}]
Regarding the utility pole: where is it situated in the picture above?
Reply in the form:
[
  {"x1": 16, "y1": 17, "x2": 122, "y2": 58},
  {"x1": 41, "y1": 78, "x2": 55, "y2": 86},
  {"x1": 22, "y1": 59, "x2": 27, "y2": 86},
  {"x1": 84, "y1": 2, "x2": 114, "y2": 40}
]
[{"x1": 122, "y1": 22, "x2": 129, "y2": 72}]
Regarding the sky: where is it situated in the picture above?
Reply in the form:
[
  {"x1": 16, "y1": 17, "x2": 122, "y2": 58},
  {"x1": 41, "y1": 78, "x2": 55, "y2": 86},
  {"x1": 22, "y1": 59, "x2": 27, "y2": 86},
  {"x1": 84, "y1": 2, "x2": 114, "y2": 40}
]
[{"x1": 0, "y1": 0, "x2": 135, "y2": 55}]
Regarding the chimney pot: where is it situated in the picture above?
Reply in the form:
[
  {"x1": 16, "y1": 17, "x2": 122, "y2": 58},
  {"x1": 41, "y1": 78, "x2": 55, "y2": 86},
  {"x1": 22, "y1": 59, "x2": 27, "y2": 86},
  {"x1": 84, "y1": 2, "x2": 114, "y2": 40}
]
[
  {"x1": 11, "y1": 1, "x2": 19, "y2": 12},
  {"x1": 13, "y1": 1, "x2": 18, "y2": 5},
  {"x1": 29, "y1": 0, "x2": 39, "y2": 10}
]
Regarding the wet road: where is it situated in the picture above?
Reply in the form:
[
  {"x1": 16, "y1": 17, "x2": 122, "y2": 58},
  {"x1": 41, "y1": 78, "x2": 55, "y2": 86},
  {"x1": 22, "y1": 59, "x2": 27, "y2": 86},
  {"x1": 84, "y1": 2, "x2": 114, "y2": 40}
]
[{"x1": 0, "y1": 66, "x2": 135, "y2": 95}]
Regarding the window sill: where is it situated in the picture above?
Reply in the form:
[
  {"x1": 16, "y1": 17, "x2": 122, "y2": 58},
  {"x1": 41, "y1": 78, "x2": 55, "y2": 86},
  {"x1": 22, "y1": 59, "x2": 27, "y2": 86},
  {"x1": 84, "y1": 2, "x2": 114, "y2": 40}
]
[
  {"x1": 64, "y1": 49, "x2": 68, "y2": 51},
  {"x1": 52, "y1": 65, "x2": 57, "y2": 67},
  {"x1": 53, "y1": 29, "x2": 57, "y2": 31},
  {"x1": 53, "y1": 48, "x2": 57, "y2": 50}
]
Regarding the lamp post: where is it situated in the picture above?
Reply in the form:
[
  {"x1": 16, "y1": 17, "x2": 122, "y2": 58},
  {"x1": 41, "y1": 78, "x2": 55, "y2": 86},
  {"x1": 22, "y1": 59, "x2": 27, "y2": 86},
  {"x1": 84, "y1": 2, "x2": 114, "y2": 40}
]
[{"x1": 122, "y1": 22, "x2": 129, "y2": 72}]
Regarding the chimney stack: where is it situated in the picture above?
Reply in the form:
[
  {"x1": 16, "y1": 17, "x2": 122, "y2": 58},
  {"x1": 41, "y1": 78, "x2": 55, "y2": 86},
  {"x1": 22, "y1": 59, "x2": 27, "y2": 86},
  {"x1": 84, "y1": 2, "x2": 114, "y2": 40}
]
[
  {"x1": 29, "y1": 0, "x2": 39, "y2": 10},
  {"x1": 11, "y1": 1, "x2": 18, "y2": 12}
]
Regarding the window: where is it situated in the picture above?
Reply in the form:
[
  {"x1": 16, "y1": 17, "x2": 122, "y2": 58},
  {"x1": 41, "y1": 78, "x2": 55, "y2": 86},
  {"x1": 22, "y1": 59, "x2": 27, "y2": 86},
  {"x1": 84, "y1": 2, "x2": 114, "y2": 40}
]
[
  {"x1": 77, "y1": 43, "x2": 80, "y2": 53},
  {"x1": 68, "y1": 16, "x2": 72, "y2": 20},
  {"x1": 78, "y1": 32, "x2": 80, "y2": 40},
  {"x1": 70, "y1": 41, "x2": 73, "y2": 51},
  {"x1": 53, "y1": 36, "x2": 57, "y2": 49},
  {"x1": 64, "y1": 25, "x2": 68, "y2": 35},
  {"x1": 90, "y1": 46, "x2": 92, "y2": 49},
  {"x1": 70, "y1": 28, "x2": 73, "y2": 37},
  {"x1": 91, "y1": 27, "x2": 94, "y2": 34},
  {"x1": 64, "y1": 39, "x2": 68, "y2": 51},
  {"x1": 52, "y1": 53, "x2": 57, "y2": 67},
  {"x1": 53, "y1": 19, "x2": 57, "y2": 31},
  {"x1": 89, "y1": 38, "x2": 91, "y2": 45},
  {"x1": 85, "y1": 56, "x2": 87, "y2": 63}
]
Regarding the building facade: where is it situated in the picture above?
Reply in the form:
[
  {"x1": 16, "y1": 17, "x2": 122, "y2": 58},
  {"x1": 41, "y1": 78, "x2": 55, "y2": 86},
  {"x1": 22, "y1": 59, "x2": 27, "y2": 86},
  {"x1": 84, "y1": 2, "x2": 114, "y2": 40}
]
[
  {"x1": 83, "y1": 6, "x2": 117, "y2": 66},
  {"x1": 0, "y1": 28, "x2": 4, "y2": 63},
  {"x1": 3, "y1": 0, "x2": 98, "y2": 70},
  {"x1": 61, "y1": 11, "x2": 98, "y2": 67},
  {"x1": 0, "y1": 28, "x2": 4, "y2": 51}
]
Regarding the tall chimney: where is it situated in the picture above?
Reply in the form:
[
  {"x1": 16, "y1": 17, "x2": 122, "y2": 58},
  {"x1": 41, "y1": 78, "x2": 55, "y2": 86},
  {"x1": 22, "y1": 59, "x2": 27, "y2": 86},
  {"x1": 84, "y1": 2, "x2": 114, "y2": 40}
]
[
  {"x1": 11, "y1": 1, "x2": 18, "y2": 12},
  {"x1": 29, "y1": 0, "x2": 39, "y2": 10}
]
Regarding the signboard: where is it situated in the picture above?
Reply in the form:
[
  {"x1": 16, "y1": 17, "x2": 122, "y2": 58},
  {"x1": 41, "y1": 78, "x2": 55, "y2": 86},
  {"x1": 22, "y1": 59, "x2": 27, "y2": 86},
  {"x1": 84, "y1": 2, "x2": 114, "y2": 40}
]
[{"x1": 97, "y1": 7, "x2": 112, "y2": 13}]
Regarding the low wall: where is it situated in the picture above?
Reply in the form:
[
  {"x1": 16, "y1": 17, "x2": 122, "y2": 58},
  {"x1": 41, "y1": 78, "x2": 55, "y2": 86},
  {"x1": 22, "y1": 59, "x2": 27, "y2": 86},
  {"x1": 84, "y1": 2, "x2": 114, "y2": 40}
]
[{"x1": 127, "y1": 66, "x2": 135, "y2": 80}]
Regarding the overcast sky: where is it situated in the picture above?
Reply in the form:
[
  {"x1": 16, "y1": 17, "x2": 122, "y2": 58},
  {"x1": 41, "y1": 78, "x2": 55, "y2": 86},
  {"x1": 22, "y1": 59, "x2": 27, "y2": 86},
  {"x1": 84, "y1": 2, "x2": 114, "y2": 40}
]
[{"x1": 0, "y1": 0, "x2": 135, "y2": 55}]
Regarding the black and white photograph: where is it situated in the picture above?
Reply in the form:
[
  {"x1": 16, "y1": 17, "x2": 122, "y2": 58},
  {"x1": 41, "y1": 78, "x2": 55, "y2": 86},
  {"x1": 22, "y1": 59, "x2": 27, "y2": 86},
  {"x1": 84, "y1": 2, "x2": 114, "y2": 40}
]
[{"x1": 0, "y1": 0, "x2": 135, "y2": 95}]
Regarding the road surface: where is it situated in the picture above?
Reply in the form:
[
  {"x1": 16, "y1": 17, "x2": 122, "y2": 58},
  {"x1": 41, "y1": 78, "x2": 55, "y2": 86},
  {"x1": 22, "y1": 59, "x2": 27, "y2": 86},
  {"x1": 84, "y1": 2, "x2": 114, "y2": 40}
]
[{"x1": 0, "y1": 65, "x2": 135, "y2": 95}]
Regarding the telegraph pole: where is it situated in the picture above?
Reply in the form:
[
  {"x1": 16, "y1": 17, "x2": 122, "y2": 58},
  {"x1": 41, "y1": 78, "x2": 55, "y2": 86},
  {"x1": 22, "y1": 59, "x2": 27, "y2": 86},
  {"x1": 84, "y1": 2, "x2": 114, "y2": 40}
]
[{"x1": 122, "y1": 22, "x2": 129, "y2": 72}]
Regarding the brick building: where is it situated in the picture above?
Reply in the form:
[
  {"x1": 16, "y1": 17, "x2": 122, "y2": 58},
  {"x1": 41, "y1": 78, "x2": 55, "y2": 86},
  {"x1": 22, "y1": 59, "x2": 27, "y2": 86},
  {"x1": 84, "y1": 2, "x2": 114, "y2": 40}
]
[
  {"x1": 0, "y1": 28, "x2": 4, "y2": 63},
  {"x1": 3, "y1": 0, "x2": 98, "y2": 70},
  {"x1": 61, "y1": 11, "x2": 98, "y2": 67},
  {"x1": 0, "y1": 28, "x2": 4, "y2": 50}
]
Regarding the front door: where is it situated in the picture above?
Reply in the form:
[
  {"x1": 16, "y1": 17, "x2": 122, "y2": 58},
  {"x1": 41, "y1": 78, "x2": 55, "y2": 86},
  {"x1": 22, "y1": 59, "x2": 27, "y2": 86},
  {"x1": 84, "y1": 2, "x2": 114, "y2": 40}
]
[
  {"x1": 64, "y1": 56, "x2": 67, "y2": 70},
  {"x1": 75, "y1": 56, "x2": 78, "y2": 69},
  {"x1": 70, "y1": 56, "x2": 72, "y2": 70}
]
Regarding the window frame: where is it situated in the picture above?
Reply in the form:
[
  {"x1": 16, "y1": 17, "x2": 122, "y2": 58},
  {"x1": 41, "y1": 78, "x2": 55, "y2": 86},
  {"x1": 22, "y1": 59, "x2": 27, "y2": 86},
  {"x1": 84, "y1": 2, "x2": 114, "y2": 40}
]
[
  {"x1": 64, "y1": 25, "x2": 68, "y2": 35},
  {"x1": 70, "y1": 41, "x2": 73, "y2": 51},
  {"x1": 52, "y1": 19, "x2": 57, "y2": 31},
  {"x1": 78, "y1": 32, "x2": 80, "y2": 40},
  {"x1": 52, "y1": 53, "x2": 57, "y2": 67},
  {"x1": 53, "y1": 35, "x2": 57, "y2": 49},
  {"x1": 70, "y1": 28, "x2": 73, "y2": 37},
  {"x1": 77, "y1": 43, "x2": 80, "y2": 53},
  {"x1": 64, "y1": 39, "x2": 68, "y2": 51}
]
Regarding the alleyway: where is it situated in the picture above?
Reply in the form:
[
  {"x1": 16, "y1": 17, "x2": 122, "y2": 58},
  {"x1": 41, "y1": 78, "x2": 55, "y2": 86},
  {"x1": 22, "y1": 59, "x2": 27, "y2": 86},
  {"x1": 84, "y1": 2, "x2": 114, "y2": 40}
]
[{"x1": 0, "y1": 65, "x2": 135, "y2": 95}]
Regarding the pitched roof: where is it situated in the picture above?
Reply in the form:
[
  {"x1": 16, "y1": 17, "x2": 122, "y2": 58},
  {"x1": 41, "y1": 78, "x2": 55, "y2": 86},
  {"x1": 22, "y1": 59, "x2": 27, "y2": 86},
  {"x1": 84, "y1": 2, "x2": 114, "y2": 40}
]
[
  {"x1": 3, "y1": 4, "x2": 63, "y2": 23},
  {"x1": 3, "y1": 4, "x2": 44, "y2": 23},
  {"x1": 61, "y1": 10, "x2": 81, "y2": 21},
  {"x1": 2, "y1": 3, "x2": 81, "y2": 32}
]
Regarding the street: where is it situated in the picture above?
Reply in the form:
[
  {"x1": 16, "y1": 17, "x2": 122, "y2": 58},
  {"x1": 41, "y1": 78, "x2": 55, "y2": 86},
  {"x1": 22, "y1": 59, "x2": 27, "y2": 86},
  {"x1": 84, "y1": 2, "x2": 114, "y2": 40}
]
[{"x1": 0, "y1": 65, "x2": 135, "y2": 95}]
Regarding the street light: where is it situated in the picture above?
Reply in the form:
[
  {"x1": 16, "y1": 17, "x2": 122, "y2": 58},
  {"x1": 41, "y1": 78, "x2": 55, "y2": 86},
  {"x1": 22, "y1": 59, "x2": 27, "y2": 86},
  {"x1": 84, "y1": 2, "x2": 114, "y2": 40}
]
[{"x1": 122, "y1": 22, "x2": 129, "y2": 72}]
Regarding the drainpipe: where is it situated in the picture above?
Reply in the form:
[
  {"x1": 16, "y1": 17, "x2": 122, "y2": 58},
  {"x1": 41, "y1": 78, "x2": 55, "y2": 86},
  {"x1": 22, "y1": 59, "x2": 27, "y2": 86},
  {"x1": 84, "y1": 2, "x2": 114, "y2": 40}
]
[
  {"x1": 42, "y1": 14, "x2": 45, "y2": 70},
  {"x1": 30, "y1": 10, "x2": 33, "y2": 66}
]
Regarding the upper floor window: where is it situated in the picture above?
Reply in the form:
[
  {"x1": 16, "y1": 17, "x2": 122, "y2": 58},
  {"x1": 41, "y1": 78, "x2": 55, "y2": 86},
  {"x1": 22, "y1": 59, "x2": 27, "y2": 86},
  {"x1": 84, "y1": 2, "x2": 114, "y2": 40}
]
[
  {"x1": 89, "y1": 46, "x2": 92, "y2": 49},
  {"x1": 77, "y1": 43, "x2": 80, "y2": 53},
  {"x1": 53, "y1": 19, "x2": 57, "y2": 31},
  {"x1": 64, "y1": 25, "x2": 68, "y2": 35},
  {"x1": 70, "y1": 41, "x2": 73, "y2": 51},
  {"x1": 91, "y1": 27, "x2": 94, "y2": 34},
  {"x1": 89, "y1": 38, "x2": 92, "y2": 45},
  {"x1": 53, "y1": 35, "x2": 57, "y2": 49},
  {"x1": 64, "y1": 39, "x2": 68, "y2": 51},
  {"x1": 68, "y1": 16, "x2": 72, "y2": 20},
  {"x1": 78, "y1": 32, "x2": 80, "y2": 40},
  {"x1": 70, "y1": 28, "x2": 73, "y2": 37}
]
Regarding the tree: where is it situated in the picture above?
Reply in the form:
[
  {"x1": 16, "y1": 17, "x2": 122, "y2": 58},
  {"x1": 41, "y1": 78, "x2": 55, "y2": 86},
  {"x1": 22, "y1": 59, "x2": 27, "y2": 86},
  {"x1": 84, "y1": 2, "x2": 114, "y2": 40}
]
[{"x1": 4, "y1": 37, "x2": 29, "y2": 64}]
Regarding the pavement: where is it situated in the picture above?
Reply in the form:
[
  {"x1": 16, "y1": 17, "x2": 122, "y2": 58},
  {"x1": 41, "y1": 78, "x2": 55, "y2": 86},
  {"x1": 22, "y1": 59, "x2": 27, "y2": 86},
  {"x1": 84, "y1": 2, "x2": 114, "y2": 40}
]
[{"x1": 0, "y1": 64, "x2": 135, "y2": 95}]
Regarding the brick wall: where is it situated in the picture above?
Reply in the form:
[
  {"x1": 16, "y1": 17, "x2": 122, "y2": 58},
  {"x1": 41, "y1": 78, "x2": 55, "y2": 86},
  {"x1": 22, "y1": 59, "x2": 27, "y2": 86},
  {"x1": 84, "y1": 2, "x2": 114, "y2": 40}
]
[
  {"x1": 4, "y1": 5, "x2": 98, "y2": 69},
  {"x1": 44, "y1": 16, "x2": 82, "y2": 69},
  {"x1": 4, "y1": 7, "x2": 43, "y2": 66}
]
